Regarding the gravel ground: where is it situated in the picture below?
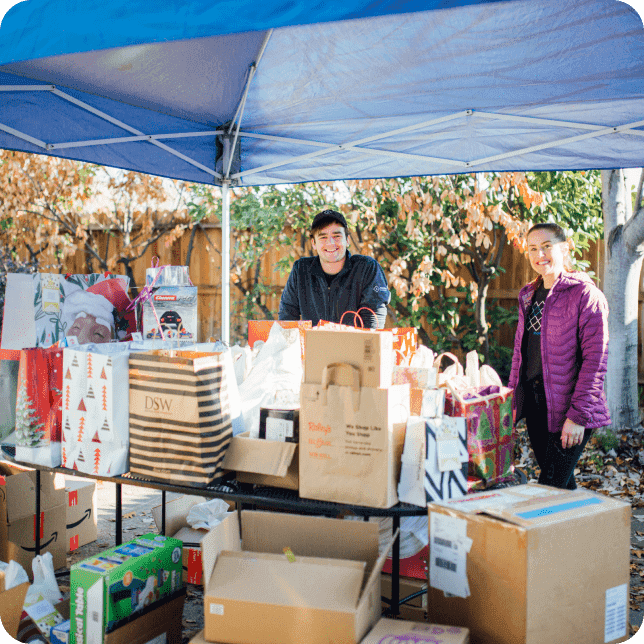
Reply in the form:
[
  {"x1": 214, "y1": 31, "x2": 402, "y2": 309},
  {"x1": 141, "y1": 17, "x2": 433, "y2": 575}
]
[{"x1": 50, "y1": 423, "x2": 644, "y2": 643}]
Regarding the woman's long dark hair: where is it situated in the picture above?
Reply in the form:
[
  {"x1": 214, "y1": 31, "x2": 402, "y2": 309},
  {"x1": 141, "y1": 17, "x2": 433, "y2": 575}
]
[{"x1": 527, "y1": 222, "x2": 575, "y2": 272}]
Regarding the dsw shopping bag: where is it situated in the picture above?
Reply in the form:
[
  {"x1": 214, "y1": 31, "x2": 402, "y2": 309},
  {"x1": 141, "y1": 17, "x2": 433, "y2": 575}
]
[
  {"x1": 128, "y1": 351, "x2": 233, "y2": 487},
  {"x1": 61, "y1": 344, "x2": 130, "y2": 475},
  {"x1": 299, "y1": 362, "x2": 409, "y2": 508},
  {"x1": 14, "y1": 347, "x2": 63, "y2": 467},
  {"x1": 0, "y1": 349, "x2": 20, "y2": 442},
  {"x1": 444, "y1": 384, "x2": 515, "y2": 488}
]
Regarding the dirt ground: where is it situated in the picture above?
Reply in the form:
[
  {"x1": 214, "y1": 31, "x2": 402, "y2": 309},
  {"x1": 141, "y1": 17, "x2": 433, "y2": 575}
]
[{"x1": 50, "y1": 424, "x2": 644, "y2": 643}]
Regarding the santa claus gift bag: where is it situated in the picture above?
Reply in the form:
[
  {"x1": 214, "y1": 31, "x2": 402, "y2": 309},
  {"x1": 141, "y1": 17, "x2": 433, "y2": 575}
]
[
  {"x1": 14, "y1": 346, "x2": 64, "y2": 467},
  {"x1": 61, "y1": 344, "x2": 130, "y2": 476},
  {"x1": 1, "y1": 272, "x2": 134, "y2": 349}
]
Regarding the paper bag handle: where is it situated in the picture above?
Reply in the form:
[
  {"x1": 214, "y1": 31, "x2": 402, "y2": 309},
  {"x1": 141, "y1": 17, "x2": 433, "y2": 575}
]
[{"x1": 321, "y1": 362, "x2": 361, "y2": 412}]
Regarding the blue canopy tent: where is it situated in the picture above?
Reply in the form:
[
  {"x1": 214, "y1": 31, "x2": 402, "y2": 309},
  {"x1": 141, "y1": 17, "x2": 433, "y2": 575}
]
[{"x1": 0, "y1": 0, "x2": 642, "y2": 340}]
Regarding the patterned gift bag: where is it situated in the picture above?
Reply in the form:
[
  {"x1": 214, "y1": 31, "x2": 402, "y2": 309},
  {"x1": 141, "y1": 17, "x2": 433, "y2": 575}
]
[
  {"x1": 61, "y1": 345, "x2": 130, "y2": 475},
  {"x1": 444, "y1": 384, "x2": 515, "y2": 488},
  {"x1": 128, "y1": 350, "x2": 233, "y2": 487}
]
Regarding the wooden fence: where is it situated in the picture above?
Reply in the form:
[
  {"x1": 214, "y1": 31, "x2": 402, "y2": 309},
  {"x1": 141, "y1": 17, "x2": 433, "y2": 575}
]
[{"x1": 54, "y1": 224, "x2": 641, "y2": 372}]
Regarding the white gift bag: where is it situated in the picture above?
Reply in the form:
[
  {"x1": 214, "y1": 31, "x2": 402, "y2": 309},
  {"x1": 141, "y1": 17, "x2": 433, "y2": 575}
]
[{"x1": 61, "y1": 344, "x2": 130, "y2": 475}]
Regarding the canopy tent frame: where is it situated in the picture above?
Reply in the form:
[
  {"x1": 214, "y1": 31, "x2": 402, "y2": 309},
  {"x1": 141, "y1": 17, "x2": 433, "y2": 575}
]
[{"x1": 0, "y1": 0, "x2": 642, "y2": 343}]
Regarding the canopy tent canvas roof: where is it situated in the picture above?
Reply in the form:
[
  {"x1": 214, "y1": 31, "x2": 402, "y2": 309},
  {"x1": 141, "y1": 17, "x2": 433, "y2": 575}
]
[{"x1": 0, "y1": 0, "x2": 642, "y2": 339}]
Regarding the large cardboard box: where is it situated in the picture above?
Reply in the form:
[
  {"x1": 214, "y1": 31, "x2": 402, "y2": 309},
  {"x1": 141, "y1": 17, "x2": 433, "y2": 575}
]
[
  {"x1": 427, "y1": 484, "x2": 631, "y2": 644},
  {"x1": 0, "y1": 463, "x2": 66, "y2": 573},
  {"x1": 360, "y1": 617, "x2": 469, "y2": 644},
  {"x1": 66, "y1": 478, "x2": 98, "y2": 553},
  {"x1": 304, "y1": 328, "x2": 394, "y2": 388},
  {"x1": 202, "y1": 510, "x2": 395, "y2": 644},
  {"x1": 222, "y1": 431, "x2": 298, "y2": 490},
  {"x1": 70, "y1": 533, "x2": 183, "y2": 644},
  {"x1": 151, "y1": 495, "x2": 210, "y2": 585},
  {"x1": 0, "y1": 570, "x2": 29, "y2": 640}
]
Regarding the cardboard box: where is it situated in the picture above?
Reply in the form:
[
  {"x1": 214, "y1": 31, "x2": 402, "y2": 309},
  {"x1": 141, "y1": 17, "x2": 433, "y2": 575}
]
[
  {"x1": 360, "y1": 617, "x2": 468, "y2": 644},
  {"x1": 151, "y1": 496, "x2": 210, "y2": 585},
  {"x1": 66, "y1": 479, "x2": 98, "y2": 553},
  {"x1": 304, "y1": 328, "x2": 394, "y2": 388},
  {"x1": 0, "y1": 463, "x2": 66, "y2": 573},
  {"x1": 69, "y1": 534, "x2": 183, "y2": 644},
  {"x1": 222, "y1": 431, "x2": 298, "y2": 490},
  {"x1": 202, "y1": 510, "x2": 395, "y2": 644},
  {"x1": 0, "y1": 570, "x2": 29, "y2": 639},
  {"x1": 427, "y1": 484, "x2": 631, "y2": 644}
]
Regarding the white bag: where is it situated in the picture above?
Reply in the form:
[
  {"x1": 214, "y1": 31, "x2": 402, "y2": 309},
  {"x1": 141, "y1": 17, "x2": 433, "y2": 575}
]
[
  {"x1": 238, "y1": 324, "x2": 302, "y2": 438},
  {"x1": 61, "y1": 343, "x2": 130, "y2": 476},
  {"x1": 26, "y1": 552, "x2": 63, "y2": 606}
]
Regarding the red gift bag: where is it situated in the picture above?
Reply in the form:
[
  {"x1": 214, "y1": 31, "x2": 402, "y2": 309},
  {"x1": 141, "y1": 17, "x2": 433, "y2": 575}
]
[{"x1": 14, "y1": 347, "x2": 63, "y2": 466}]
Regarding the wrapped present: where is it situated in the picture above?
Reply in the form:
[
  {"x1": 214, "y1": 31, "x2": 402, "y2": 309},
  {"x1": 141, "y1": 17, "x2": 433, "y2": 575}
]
[
  {"x1": 61, "y1": 344, "x2": 130, "y2": 476},
  {"x1": 444, "y1": 384, "x2": 515, "y2": 487},
  {"x1": 14, "y1": 347, "x2": 64, "y2": 467},
  {"x1": 1, "y1": 273, "x2": 132, "y2": 349},
  {"x1": 142, "y1": 286, "x2": 198, "y2": 341}
]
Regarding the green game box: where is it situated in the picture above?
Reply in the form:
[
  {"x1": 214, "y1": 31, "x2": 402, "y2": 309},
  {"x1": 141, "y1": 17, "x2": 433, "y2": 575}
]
[{"x1": 69, "y1": 533, "x2": 183, "y2": 644}]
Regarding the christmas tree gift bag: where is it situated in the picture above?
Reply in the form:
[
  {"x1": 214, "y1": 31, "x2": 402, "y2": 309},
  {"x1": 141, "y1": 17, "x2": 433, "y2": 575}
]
[
  {"x1": 444, "y1": 384, "x2": 515, "y2": 487},
  {"x1": 128, "y1": 350, "x2": 233, "y2": 487},
  {"x1": 61, "y1": 344, "x2": 130, "y2": 475},
  {"x1": 14, "y1": 347, "x2": 64, "y2": 467}
]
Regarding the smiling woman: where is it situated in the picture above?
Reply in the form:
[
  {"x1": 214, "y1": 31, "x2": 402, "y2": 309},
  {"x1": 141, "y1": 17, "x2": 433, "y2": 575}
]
[{"x1": 509, "y1": 222, "x2": 611, "y2": 490}]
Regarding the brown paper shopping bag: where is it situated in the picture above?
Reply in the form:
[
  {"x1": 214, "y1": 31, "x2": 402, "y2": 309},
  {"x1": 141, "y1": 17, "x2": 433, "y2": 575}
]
[
  {"x1": 299, "y1": 362, "x2": 409, "y2": 508},
  {"x1": 128, "y1": 350, "x2": 233, "y2": 487}
]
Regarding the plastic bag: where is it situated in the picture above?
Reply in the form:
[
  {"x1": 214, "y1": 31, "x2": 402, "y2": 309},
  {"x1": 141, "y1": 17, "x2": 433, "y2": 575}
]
[
  {"x1": 0, "y1": 559, "x2": 29, "y2": 590},
  {"x1": 238, "y1": 324, "x2": 303, "y2": 437},
  {"x1": 186, "y1": 498, "x2": 231, "y2": 530},
  {"x1": 25, "y1": 552, "x2": 62, "y2": 605}
]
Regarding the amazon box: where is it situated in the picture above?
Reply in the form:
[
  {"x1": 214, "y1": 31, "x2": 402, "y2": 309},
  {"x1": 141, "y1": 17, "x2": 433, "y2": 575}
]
[
  {"x1": 222, "y1": 431, "x2": 298, "y2": 490},
  {"x1": 427, "y1": 484, "x2": 631, "y2": 644},
  {"x1": 203, "y1": 510, "x2": 395, "y2": 644},
  {"x1": 360, "y1": 618, "x2": 468, "y2": 644},
  {"x1": 151, "y1": 495, "x2": 210, "y2": 585},
  {"x1": 0, "y1": 463, "x2": 66, "y2": 574},
  {"x1": 65, "y1": 479, "x2": 97, "y2": 553}
]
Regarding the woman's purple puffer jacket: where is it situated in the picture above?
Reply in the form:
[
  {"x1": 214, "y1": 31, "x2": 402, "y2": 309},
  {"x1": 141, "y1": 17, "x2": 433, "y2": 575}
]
[{"x1": 509, "y1": 271, "x2": 611, "y2": 432}]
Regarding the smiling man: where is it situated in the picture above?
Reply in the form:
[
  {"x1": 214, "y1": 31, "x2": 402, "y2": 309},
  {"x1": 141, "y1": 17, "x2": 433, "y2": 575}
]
[{"x1": 278, "y1": 209, "x2": 390, "y2": 328}]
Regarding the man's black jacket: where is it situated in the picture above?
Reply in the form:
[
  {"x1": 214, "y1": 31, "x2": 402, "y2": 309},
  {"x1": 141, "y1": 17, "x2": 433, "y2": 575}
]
[{"x1": 278, "y1": 252, "x2": 390, "y2": 328}]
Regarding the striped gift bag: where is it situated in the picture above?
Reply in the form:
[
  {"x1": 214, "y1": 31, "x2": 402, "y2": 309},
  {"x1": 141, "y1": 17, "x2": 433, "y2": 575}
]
[{"x1": 128, "y1": 350, "x2": 233, "y2": 487}]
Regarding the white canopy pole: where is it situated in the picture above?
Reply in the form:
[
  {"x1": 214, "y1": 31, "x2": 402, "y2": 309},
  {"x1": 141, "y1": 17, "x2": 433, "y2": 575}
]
[{"x1": 221, "y1": 180, "x2": 231, "y2": 345}]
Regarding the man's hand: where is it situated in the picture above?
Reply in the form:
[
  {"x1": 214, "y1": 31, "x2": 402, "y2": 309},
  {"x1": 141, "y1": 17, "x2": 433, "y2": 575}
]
[{"x1": 561, "y1": 418, "x2": 585, "y2": 449}]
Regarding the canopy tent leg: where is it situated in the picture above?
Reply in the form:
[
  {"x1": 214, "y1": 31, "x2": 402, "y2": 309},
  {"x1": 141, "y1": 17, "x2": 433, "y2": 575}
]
[{"x1": 221, "y1": 180, "x2": 230, "y2": 345}]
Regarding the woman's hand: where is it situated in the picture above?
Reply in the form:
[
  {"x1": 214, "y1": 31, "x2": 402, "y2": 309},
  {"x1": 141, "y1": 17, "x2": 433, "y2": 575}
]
[{"x1": 561, "y1": 418, "x2": 585, "y2": 448}]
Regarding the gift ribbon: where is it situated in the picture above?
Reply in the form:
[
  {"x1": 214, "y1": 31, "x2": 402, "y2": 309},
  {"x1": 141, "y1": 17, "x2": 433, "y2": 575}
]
[{"x1": 127, "y1": 258, "x2": 167, "y2": 339}]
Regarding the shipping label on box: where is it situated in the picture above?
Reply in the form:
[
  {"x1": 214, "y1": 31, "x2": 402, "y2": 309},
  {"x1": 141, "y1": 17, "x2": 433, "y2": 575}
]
[
  {"x1": 143, "y1": 286, "x2": 198, "y2": 341},
  {"x1": 70, "y1": 534, "x2": 183, "y2": 644}
]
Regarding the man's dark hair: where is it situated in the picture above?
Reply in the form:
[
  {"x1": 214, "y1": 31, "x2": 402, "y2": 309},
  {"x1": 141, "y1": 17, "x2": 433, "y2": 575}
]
[{"x1": 310, "y1": 209, "x2": 348, "y2": 238}]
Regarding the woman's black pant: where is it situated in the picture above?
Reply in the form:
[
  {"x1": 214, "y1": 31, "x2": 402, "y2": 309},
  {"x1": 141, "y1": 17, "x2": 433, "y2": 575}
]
[{"x1": 523, "y1": 376, "x2": 592, "y2": 490}]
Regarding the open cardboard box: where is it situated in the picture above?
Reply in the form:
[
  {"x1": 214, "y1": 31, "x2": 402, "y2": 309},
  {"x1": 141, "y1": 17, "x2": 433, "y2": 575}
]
[
  {"x1": 0, "y1": 570, "x2": 29, "y2": 640},
  {"x1": 0, "y1": 462, "x2": 66, "y2": 573},
  {"x1": 202, "y1": 510, "x2": 397, "y2": 644},
  {"x1": 427, "y1": 484, "x2": 631, "y2": 644},
  {"x1": 222, "y1": 431, "x2": 298, "y2": 490}
]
